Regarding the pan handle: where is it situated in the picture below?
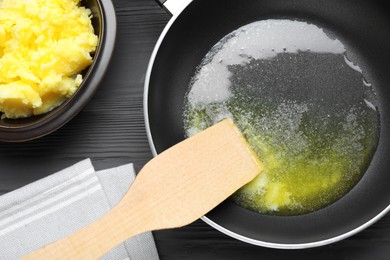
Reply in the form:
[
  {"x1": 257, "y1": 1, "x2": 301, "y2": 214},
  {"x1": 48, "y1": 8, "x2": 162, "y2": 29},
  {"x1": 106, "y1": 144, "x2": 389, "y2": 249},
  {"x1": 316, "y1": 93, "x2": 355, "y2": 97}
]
[{"x1": 156, "y1": 0, "x2": 193, "y2": 16}]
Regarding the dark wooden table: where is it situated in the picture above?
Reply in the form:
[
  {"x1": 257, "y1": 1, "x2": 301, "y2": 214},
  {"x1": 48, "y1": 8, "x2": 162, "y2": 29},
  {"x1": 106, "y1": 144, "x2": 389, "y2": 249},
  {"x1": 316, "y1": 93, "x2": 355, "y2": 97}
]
[{"x1": 1, "y1": 0, "x2": 390, "y2": 259}]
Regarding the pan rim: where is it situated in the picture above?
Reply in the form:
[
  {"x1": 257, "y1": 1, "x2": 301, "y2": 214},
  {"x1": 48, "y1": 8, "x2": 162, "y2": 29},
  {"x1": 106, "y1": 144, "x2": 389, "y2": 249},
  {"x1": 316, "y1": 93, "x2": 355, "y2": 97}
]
[{"x1": 143, "y1": 0, "x2": 390, "y2": 249}]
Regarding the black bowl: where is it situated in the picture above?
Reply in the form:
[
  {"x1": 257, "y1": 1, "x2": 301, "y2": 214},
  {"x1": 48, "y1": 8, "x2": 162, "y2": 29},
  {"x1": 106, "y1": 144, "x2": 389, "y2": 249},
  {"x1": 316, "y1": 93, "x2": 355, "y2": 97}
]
[{"x1": 0, "y1": 0, "x2": 116, "y2": 142}]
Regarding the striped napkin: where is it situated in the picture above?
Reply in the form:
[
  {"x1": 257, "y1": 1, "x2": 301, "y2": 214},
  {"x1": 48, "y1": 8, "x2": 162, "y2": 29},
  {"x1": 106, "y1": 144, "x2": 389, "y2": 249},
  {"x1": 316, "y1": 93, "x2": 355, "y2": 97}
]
[{"x1": 0, "y1": 159, "x2": 160, "y2": 260}]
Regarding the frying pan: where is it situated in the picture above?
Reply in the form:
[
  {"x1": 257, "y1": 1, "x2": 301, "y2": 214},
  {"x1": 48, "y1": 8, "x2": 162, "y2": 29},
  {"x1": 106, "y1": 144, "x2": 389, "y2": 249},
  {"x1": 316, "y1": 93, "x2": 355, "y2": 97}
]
[{"x1": 144, "y1": 0, "x2": 390, "y2": 248}]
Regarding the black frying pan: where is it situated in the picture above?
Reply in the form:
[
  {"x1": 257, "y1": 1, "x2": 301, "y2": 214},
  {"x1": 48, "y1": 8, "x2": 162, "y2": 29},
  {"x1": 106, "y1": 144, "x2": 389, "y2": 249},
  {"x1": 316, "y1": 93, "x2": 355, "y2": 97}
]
[{"x1": 144, "y1": 0, "x2": 390, "y2": 248}]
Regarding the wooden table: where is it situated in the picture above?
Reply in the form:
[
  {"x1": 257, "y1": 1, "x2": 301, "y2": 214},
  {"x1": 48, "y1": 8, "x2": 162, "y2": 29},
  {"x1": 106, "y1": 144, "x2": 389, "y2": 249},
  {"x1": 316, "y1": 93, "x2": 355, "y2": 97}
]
[{"x1": 1, "y1": 0, "x2": 389, "y2": 259}]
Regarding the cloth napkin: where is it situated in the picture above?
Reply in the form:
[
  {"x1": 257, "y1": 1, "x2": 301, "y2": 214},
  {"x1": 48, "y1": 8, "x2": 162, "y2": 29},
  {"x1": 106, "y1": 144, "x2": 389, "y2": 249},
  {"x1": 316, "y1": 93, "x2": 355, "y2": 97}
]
[{"x1": 0, "y1": 159, "x2": 160, "y2": 260}]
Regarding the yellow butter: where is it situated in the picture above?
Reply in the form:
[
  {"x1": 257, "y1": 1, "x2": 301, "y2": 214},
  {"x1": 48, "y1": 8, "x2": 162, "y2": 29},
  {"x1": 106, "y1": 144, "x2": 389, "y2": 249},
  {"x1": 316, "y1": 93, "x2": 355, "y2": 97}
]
[{"x1": 0, "y1": 0, "x2": 98, "y2": 119}]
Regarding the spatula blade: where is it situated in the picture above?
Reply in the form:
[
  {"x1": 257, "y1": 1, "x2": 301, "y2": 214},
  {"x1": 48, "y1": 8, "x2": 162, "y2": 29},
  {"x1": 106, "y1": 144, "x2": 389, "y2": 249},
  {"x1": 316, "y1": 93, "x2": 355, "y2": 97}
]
[{"x1": 125, "y1": 118, "x2": 264, "y2": 230}]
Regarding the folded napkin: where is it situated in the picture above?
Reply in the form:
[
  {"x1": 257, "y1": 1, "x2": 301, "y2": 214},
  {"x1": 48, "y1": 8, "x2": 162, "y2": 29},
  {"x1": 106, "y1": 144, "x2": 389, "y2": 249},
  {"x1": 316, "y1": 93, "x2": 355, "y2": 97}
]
[{"x1": 0, "y1": 159, "x2": 160, "y2": 260}]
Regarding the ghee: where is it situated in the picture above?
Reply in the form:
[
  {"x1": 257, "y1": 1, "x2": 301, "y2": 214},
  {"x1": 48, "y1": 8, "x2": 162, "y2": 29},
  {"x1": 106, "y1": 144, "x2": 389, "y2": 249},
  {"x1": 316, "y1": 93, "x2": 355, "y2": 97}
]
[{"x1": 0, "y1": 0, "x2": 98, "y2": 119}]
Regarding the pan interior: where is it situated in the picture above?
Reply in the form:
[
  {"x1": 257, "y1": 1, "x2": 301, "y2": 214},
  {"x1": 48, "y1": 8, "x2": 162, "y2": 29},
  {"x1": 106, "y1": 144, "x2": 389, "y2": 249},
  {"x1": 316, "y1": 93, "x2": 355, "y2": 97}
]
[
  {"x1": 182, "y1": 19, "x2": 380, "y2": 216},
  {"x1": 147, "y1": 0, "x2": 390, "y2": 245}
]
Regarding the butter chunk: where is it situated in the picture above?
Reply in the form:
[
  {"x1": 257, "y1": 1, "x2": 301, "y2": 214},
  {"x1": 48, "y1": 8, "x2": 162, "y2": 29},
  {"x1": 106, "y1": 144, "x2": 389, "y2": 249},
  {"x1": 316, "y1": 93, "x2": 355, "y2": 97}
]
[{"x1": 0, "y1": 81, "x2": 42, "y2": 118}]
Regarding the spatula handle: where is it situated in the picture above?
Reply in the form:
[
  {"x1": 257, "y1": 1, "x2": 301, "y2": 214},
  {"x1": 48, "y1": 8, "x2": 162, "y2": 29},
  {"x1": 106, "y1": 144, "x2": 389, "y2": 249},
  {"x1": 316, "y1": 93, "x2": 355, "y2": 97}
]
[{"x1": 21, "y1": 202, "x2": 144, "y2": 260}]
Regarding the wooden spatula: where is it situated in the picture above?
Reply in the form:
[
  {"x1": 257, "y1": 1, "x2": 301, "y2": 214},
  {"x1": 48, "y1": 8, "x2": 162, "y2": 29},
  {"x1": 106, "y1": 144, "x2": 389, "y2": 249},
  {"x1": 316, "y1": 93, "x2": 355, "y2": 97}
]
[{"x1": 22, "y1": 119, "x2": 263, "y2": 259}]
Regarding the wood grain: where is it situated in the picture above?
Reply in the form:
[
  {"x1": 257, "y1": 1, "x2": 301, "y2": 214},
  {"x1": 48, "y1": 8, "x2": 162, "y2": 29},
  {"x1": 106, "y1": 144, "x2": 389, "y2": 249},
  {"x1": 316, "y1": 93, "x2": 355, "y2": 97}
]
[{"x1": 0, "y1": 0, "x2": 389, "y2": 259}]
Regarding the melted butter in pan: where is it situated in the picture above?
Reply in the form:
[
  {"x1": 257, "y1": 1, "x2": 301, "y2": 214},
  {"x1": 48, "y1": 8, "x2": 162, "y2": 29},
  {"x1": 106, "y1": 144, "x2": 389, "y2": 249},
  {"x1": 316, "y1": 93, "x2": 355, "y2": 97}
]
[{"x1": 183, "y1": 20, "x2": 379, "y2": 216}]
